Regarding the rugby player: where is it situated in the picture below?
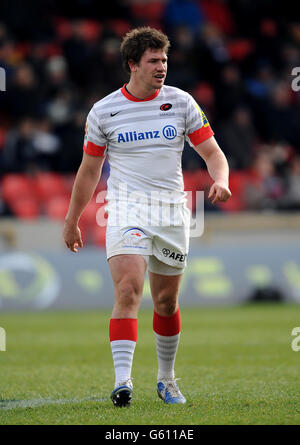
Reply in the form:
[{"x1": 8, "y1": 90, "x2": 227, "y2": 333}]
[{"x1": 63, "y1": 27, "x2": 231, "y2": 407}]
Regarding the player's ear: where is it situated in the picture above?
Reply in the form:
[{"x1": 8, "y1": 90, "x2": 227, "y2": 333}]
[{"x1": 128, "y1": 59, "x2": 137, "y2": 72}]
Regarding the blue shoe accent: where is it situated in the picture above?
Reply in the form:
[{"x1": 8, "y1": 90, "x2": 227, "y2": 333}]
[
  {"x1": 111, "y1": 381, "x2": 133, "y2": 407},
  {"x1": 157, "y1": 379, "x2": 186, "y2": 404}
]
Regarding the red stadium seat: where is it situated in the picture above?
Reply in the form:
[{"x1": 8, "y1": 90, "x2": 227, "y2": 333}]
[
  {"x1": 10, "y1": 196, "x2": 40, "y2": 220},
  {"x1": 45, "y1": 196, "x2": 70, "y2": 220},
  {"x1": 91, "y1": 224, "x2": 106, "y2": 249},
  {"x1": 106, "y1": 19, "x2": 131, "y2": 38},
  {"x1": 78, "y1": 20, "x2": 102, "y2": 42},
  {"x1": 183, "y1": 171, "x2": 200, "y2": 192},
  {"x1": 201, "y1": 0, "x2": 235, "y2": 35},
  {"x1": 0, "y1": 127, "x2": 7, "y2": 150},
  {"x1": 80, "y1": 197, "x2": 99, "y2": 228},
  {"x1": 192, "y1": 82, "x2": 215, "y2": 108},
  {"x1": 183, "y1": 169, "x2": 213, "y2": 192},
  {"x1": 218, "y1": 170, "x2": 249, "y2": 211},
  {"x1": 197, "y1": 170, "x2": 214, "y2": 191},
  {"x1": 63, "y1": 174, "x2": 76, "y2": 197},
  {"x1": 33, "y1": 172, "x2": 67, "y2": 202},
  {"x1": 53, "y1": 18, "x2": 73, "y2": 40},
  {"x1": 184, "y1": 169, "x2": 213, "y2": 211},
  {"x1": 227, "y1": 39, "x2": 254, "y2": 61},
  {"x1": 1, "y1": 174, "x2": 33, "y2": 203},
  {"x1": 130, "y1": 2, "x2": 166, "y2": 22}
]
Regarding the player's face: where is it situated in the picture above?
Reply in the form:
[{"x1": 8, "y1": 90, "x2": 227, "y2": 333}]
[{"x1": 134, "y1": 48, "x2": 168, "y2": 90}]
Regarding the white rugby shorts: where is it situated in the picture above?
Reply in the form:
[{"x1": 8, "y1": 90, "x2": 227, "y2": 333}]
[{"x1": 105, "y1": 201, "x2": 190, "y2": 275}]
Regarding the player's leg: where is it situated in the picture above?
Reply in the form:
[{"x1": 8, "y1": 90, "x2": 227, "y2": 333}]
[
  {"x1": 108, "y1": 254, "x2": 147, "y2": 406},
  {"x1": 149, "y1": 261, "x2": 186, "y2": 404},
  {"x1": 109, "y1": 254, "x2": 147, "y2": 318}
]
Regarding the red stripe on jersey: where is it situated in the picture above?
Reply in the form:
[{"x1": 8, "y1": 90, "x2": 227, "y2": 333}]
[
  {"x1": 188, "y1": 126, "x2": 214, "y2": 147},
  {"x1": 109, "y1": 318, "x2": 138, "y2": 342},
  {"x1": 83, "y1": 141, "x2": 106, "y2": 156},
  {"x1": 121, "y1": 84, "x2": 160, "y2": 102},
  {"x1": 153, "y1": 309, "x2": 181, "y2": 336}
]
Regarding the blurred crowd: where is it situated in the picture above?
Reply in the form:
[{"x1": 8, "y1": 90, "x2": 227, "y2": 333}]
[{"x1": 1, "y1": 0, "x2": 300, "y2": 219}]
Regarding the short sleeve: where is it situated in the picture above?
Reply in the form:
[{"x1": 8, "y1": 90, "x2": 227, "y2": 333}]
[
  {"x1": 83, "y1": 106, "x2": 107, "y2": 156},
  {"x1": 185, "y1": 93, "x2": 214, "y2": 147}
]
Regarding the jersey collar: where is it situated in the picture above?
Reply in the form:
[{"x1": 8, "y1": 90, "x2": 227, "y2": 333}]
[{"x1": 121, "y1": 84, "x2": 160, "y2": 102}]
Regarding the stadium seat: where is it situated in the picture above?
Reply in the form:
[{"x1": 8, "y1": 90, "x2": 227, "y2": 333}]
[
  {"x1": 183, "y1": 169, "x2": 213, "y2": 192},
  {"x1": 80, "y1": 197, "x2": 99, "y2": 228},
  {"x1": 77, "y1": 20, "x2": 102, "y2": 42},
  {"x1": 53, "y1": 18, "x2": 73, "y2": 40},
  {"x1": 106, "y1": 19, "x2": 131, "y2": 38},
  {"x1": 201, "y1": 0, "x2": 235, "y2": 34},
  {"x1": 0, "y1": 127, "x2": 7, "y2": 150},
  {"x1": 130, "y1": 1, "x2": 166, "y2": 26},
  {"x1": 183, "y1": 170, "x2": 199, "y2": 193},
  {"x1": 91, "y1": 224, "x2": 106, "y2": 248},
  {"x1": 218, "y1": 170, "x2": 249, "y2": 211},
  {"x1": 62, "y1": 173, "x2": 76, "y2": 197},
  {"x1": 183, "y1": 169, "x2": 214, "y2": 211},
  {"x1": 1, "y1": 174, "x2": 33, "y2": 203},
  {"x1": 45, "y1": 195, "x2": 69, "y2": 220},
  {"x1": 192, "y1": 82, "x2": 215, "y2": 108},
  {"x1": 10, "y1": 196, "x2": 40, "y2": 220},
  {"x1": 33, "y1": 172, "x2": 67, "y2": 202},
  {"x1": 227, "y1": 38, "x2": 254, "y2": 61}
]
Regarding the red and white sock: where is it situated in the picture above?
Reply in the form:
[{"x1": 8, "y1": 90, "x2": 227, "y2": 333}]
[
  {"x1": 109, "y1": 318, "x2": 137, "y2": 387},
  {"x1": 153, "y1": 309, "x2": 181, "y2": 381}
]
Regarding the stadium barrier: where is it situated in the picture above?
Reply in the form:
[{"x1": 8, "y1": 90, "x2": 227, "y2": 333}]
[
  {"x1": 0, "y1": 213, "x2": 299, "y2": 310},
  {"x1": 0, "y1": 243, "x2": 299, "y2": 310}
]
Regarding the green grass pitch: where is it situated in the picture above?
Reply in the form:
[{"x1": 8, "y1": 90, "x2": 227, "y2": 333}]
[{"x1": 1, "y1": 304, "x2": 300, "y2": 425}]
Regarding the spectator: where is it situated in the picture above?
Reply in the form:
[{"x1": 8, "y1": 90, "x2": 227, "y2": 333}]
[
  {"x1": 244, "y1": 150, "x2": 285, "y2": 210},
  {"x1": 31, "y1": 117, "x2": 61, "y2": 171},
  {"x1": 163, "y1": 0, "x2": 205, "y2": 36},
  {"x1": 280, "y1": 156, "x2": 300, "y2": 210},
  {"x1": 216, "y1": 106, "x2": 258, "y2": 170},
  {"x1": 6, "y1": 63, "x2": 41, "y2": 118},
  {"x1": 1, "y1": 117, "x2": 60, "y2": 173},
  {"x1": 1, "y1": 117, "x2": 37, "y2": 173},
  {"x1": 265, "y1": 81, "x2": 300, "y2": 148},
  {"x1": 215, "y1": 64, "x2": 245, "y2": 119}
]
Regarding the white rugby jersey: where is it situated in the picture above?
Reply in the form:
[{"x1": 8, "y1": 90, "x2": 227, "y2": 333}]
[{"x1": 83, "y1": 84, "x2": 214, "y2": 204}]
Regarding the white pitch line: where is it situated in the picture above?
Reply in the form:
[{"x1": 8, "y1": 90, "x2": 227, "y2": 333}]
[{"x1": 0, "y1": 396, "x2": 107, "y2": 410}]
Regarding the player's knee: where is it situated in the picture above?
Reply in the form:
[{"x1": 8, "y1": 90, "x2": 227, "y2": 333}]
[
  {"x1": 155, "y1": 292, "x2": 178, "y2": 316},
  {"x1": 117, "y1": 279, "x2": 142, "y2": 309}
]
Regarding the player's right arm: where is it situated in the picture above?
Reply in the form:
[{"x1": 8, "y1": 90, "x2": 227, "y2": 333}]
[{"x1": 63, "y1": 152, "x2": 106, "y2": 252}]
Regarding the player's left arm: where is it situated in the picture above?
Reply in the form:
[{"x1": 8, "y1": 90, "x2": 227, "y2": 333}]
[{"x1": 194, "y1": 136, "x2": 232, "y2": 204}]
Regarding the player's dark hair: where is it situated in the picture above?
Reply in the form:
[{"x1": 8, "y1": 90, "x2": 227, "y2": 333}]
[{"x1": 120, "y1": 27, "x2": 170, "y2": 74}]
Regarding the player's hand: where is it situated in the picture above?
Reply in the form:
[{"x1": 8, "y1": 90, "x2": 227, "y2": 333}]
[
  {"x1": 208, "y1": 180, "x2": 231, "y2": 205},
  {"x1": 63, "y1": 221, "x2": 83, "y2": 253}
]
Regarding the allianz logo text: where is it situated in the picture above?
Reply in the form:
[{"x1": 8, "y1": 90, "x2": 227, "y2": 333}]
[{"x1": 117, "y1": 125, "x2": 177, "y2": 143}]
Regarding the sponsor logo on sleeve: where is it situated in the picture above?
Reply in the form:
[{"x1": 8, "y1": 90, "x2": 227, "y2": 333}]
[
  {"x1": 193, "y1": 102, "x2": 210, "y2": 128},
  {"x1": 201, "y1": 109, "x2": 209, "y2": 127}
]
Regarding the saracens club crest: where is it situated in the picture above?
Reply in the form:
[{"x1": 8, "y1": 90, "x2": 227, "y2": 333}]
[{"x1": 160, "y1": 103, "x2": 172, "y2": 111}]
